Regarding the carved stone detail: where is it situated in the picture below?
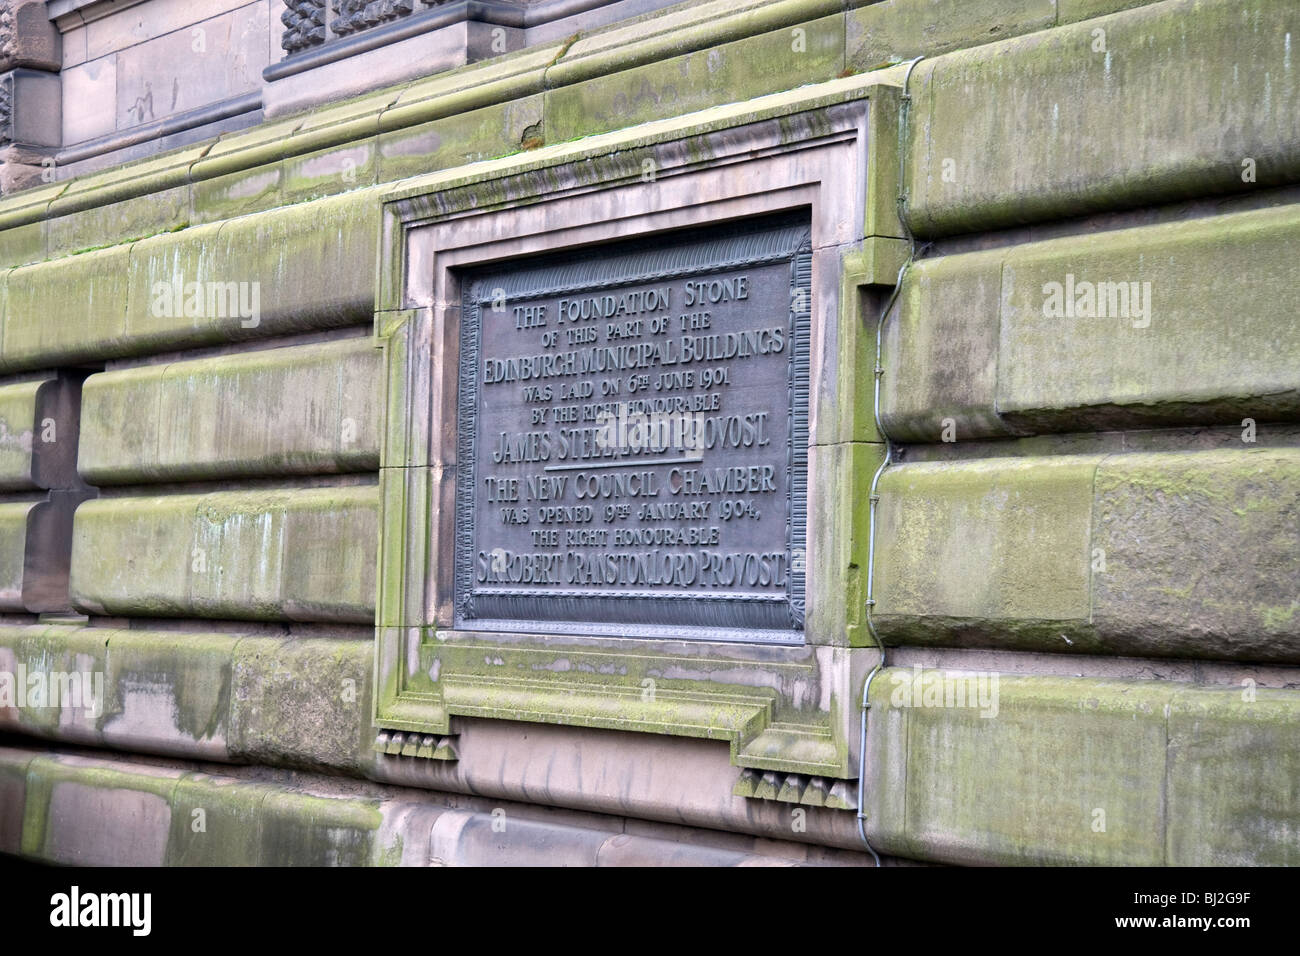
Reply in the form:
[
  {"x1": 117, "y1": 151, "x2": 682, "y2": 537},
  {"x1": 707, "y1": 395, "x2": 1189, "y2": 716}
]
[
  {"x1": 732, "y1": 769, "x2": 858, "y2": 811},
  {"x1": 0, "y1": 0, "x2": 60, "y2": 73},
  {"x1": 0, "y1": 71, "x2": 12, "y2": 145},
  {"x1": 373, "y1": 729, "x2": 460, "y2": 761},
  {"x1": 281, "y1": 0, "x2": 328, "y2": 54},
  {"x1": 332, "y1": 0, "x2": 417, "y2": 38}
]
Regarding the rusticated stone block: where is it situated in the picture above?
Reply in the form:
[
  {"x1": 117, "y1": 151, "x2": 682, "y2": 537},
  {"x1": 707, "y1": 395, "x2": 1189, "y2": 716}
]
[
  {"x1": 879, "y1": 248, "x2": 1014, "y2": 442},
  {"x1": 0, "y1": 188, "x2": 382, "y2": 373},
  {"x1": 1166, "y1": 686, "x2": 1300, "y2": 866},
  {"x1": 873, "y1": 456, "x2": 1100, "y2": 650},
  {"x1": 873, "y1": 448, "x2": 1300, "y2": 662},
  {"x1": 229, "y1": 635, "x2": 373, "y2": 772},
  {"x1": 2, "y1": 245, "x2": 131, "y2": 371},
  {"x1": 544, "y1": 14, "x2": 845, "y2": 144},
  {"x1": 997, "y1": 204, "x2": 1300, "y2": 432},
  {"x1": 1092, "y1": 449, "x2": 1300, "y2": 661},
  {"x1": 882, "y1": 201, "x2": 1300, "y2": 438},
  {"x1": 150, "y1": 188, "x2": 381, "y2": 332},
  {"x1": 97, "y1": 628, "x2": 235, "y2": 761},
  {"x1": 79, "y1": 338, "x2": 382, "y2": 484},
  {"x1": 905, "y1": 0, "x2": 1300, "y2": 236},
  {"x1": 69, "y1": 485, "x2": 378, "y2": 623},
  {"x1": 866, "y1": 671, "x2": 1300, "y2": 865},
  {"x1": 866, "y1": 671, "x2": 1172, "y2": 865},
  {"x1": 0, "y1": 624, "x2": 107, "y2": 745},
  {"x1": 21, "y1": 754, "x2": 182, "y2": 866},
  {"x1": 257, "y1": 790, "x2": 386, "y2": 866},
  {"x1": 165, "y1": 773, "x2": 269, "y2": 866}
]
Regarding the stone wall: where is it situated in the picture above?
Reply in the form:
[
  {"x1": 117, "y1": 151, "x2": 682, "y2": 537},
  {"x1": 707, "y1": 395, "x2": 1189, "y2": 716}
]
[{"x1": 0, "y1": 0, "x2": 1297, "y2": 866}]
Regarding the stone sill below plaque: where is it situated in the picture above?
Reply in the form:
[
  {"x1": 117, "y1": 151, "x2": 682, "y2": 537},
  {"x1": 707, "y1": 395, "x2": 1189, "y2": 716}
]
[{"x1": 378, "y1": 627, "x2": 861, "y2": 778}]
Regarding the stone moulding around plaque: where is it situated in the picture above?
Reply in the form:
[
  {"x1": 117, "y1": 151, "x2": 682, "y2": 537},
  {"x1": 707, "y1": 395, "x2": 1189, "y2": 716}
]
[{"x1": 372, "y1": 77, "x2": 900, "y2": 780}]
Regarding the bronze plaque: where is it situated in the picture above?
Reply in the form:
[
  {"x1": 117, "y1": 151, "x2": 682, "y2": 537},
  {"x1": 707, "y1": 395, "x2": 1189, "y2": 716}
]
[{"x1": 455, "y1": 217, "x2": 811, "y2": 642}]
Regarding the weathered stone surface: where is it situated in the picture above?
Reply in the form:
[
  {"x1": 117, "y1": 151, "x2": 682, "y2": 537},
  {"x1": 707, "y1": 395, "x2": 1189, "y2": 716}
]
[
  {"x1": 905, "y1": 0, "x2": 1300, "y2": 236},
  {"x1": 188, "y1": 164, "x2": 284, "y2": 224},
  {"x1": 867, "y1": 672, "x2": 1172, "y2": 864},
  {"x1": 165, "y1": 772, "x2": 268, "y2": 866},
  {"x1": 872, "y1": 448, "x2": 1300, "y2": 662},
  {"x1": 46, "y1": 183, "x2": 191, "y2": 259},
  {"x1": 0, "y1": 746, "x2": 34, "y2": 854},
  {"x1": 0, "y1": 189, "x2": 381, "y2": 371},
  {"x1": 545, "y1": 15, "x2": 845, "y2": 144},
  {"x1": 1056, "y1": 0, "x2": 1168, "y2": 24},
  {"x1": 547, "y1": 0, "x2": 840, "y2": 89},
  {"x1": 866, "y1": 670, "x2": 1300, "y2": 865},
  {"x1": 0, "y1": 624, "x2": 106, "y2": 744},
  {"x1": 873, "y1": 456, "x2": 1100, "y2": 650},
  {"x1": 879, "y1": 248, "x2": 1014, "y2": 442},
  {"x1": 0, "y1": 1, "x2": 61, "y2": 73},
  {"x1": 846, "y1": 0, "x2": 1055, "y2": 71},
  {"x1": 79, "y1": 338, "x2": 382, "y2": 484},
  {"x1": 193, "y1": 188, "x2": 381, "y2": 331},
  {"x1": 0, "y1": 0, "x2": 1296, "y2": 871},
  {"x1": 428, "y1": 809, "x2": 609, "y2": 867},
  {"x1": 807, "y1": 441, "x2": 883, "y2": 647},
  {"x1": 229, "y1": 635, "x2": 374, "y2": 772},
  {"x1": 69, "y1": 485, "x2": 379, "y2": 622},
  {"x1": 2, "y1": 245, "x2": 131, "y2": 370},
  {"x1": 281, "y1": 138, "x2": 378, "y2": 205},
  {"x1": 5, "y1": 739, "x2": 868, "y2": 866},
  {"x1": 883, "y1": 201, "x2": 1300, "y2": 439},
  {"x1": 1166, "y1": 686, "x2": 1300, "y2": 866},
  {"x1": 1092, "y1": 449, "x2": 1300, "y2": 661},
  {"x1": 126, "y1": 189, "x2": 381, "y2": 342},
  {"x1": 0, "y1": 500, "x2": 33, "y2": 608},
  {"x1": 376, "y1": 96, "x2": 544, "y2": 185},
  {"x1": 98, "y1": 628, "x2": 234, "y2": 760},
  {"x1": 0, "y1": 375, "x2": 80, "y2": 490},
  {"x1": 14, "y1": 751, "x2": 402, "y2": 866},
  {"x1": 0, "y1": 623, "x2": 369, "y2": 770},
  {"x1": 258, "y1": 790, "x2": 388, "y2": 866},
  {"x1": 998, "y1": 203, "x2": 1300, "y2": 431},
  {"x1": 0, "y1": 216, "x2": 44, "y2": 267},
  {"x1": 21, "y1": 754, "x2": 182, "y2": 865}
]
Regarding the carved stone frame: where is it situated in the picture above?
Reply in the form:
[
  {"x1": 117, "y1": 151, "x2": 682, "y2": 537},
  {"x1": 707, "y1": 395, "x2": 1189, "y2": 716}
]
[{"x1": 374, "y1": 80, "x2": 898, "y2": 780}]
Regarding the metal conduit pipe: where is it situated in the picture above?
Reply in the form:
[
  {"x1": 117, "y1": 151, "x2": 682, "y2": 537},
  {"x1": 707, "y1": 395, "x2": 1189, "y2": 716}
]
[{"x1": 856, "y1": 54, "x2": 927, "y2": 867}]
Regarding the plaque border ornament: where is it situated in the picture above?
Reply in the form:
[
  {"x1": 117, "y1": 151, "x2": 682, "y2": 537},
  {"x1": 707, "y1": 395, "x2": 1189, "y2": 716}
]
[{"x1": 373, "y1": 75, "x2": 908, "y2": 781}]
